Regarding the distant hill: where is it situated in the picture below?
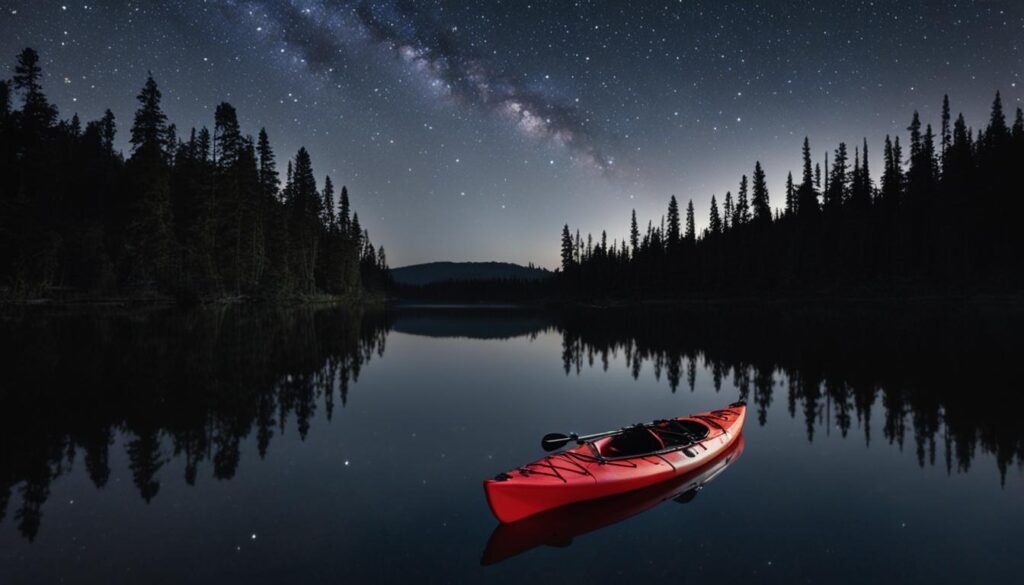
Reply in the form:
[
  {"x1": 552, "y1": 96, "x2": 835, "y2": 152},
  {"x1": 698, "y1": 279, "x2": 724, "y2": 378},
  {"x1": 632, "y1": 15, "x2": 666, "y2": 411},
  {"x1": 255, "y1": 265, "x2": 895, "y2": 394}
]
[{"x1": 390, "y1": 262, "x2": 554, "y2": 286}]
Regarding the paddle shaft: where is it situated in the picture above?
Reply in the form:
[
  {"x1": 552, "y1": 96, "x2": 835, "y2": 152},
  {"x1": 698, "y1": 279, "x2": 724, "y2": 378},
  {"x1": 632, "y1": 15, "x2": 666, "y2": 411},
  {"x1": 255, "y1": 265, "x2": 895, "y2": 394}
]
[{"x1": 541, "y1": 428, "x2": 622, "y2": 451}]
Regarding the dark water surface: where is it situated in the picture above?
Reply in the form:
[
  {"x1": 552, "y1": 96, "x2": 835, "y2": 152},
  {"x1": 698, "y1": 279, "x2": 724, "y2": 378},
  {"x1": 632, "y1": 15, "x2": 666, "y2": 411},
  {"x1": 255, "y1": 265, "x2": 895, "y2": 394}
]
[{"x1": 1, "y1": 302, "x2": 1021, "y2": 583}]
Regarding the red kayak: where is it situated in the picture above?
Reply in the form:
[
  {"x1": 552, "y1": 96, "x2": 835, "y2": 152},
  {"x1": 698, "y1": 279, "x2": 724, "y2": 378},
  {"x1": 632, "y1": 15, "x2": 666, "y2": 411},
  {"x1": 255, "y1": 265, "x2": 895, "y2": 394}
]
[
  {"x1": 482, "y1": 433, "x2": 745, "y2": 565},
  {"x1": 483, "y1": 402, "x2": 747, "y2": 523}
]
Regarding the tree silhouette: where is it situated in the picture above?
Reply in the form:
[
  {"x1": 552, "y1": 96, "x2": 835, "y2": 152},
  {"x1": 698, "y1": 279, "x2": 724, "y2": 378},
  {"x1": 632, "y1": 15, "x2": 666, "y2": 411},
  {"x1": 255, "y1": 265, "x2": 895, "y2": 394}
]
[
  {"x1": 733, "y1": 175, "x2": 750, "y2": 227},
  {"x1": 561, "y1": 224, "x2": 574, "y2": 272},
  {"x1": 666, "y1": 195, "x2": 681, "y2": 250},
  {"x1": 723, "y1": 191, "x2": 734, "y2": 231},
  {"x1": 12, "y1": 48, "x2": 56, "y2": 132},
  {"x1": 784, "y1": 172, "x2": 795, "y2": 215},
  {"x1": 708, "y1": 195, "x2": 722, "y2": 235},
  {"x1": 684, "y1": 200, "x2": 696, "y2": 244},
  {"x1": 629, "y1": 209, "x2": 639, "y2": 256},
  {"x1": 751, "y1": 161, "x2": 770, "y2": 225},
  {"x1": 0, "y1": 48, "x2": 388, "y2": 301},
  {"x1": 123, "y1": 74, "x2": 176, "y2": 289},
  {"x1": 796, "y1": 137, "x2": 820, "y2": 216},
  {"x1": 557, "y1": 91, "x2": 1022, "y2": 298}
]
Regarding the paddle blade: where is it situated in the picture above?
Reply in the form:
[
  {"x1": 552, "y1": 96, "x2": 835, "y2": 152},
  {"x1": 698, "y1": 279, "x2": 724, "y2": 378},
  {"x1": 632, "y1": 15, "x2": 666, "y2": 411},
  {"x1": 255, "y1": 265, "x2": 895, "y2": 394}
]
[{"x1": 541, "y1": 433, "x2": 571, "y2": 452}]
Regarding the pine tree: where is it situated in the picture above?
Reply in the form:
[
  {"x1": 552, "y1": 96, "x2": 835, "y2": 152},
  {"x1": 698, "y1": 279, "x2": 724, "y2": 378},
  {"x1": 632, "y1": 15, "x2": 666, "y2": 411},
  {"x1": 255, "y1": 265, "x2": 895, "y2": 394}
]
[
  {"x1": 987, "y1": 91, "x2": 1008, "y2": 143},
  {"x1": 561, "y1": 224, "x2": 574, "y2": 272},
  {"x1": 629, "y1": 209, "x2": 639, "y2": 256},
  {"x1": 723, "y1": 191, "x2": 734, "y2": 231},
  {"x1": 12, "y1": 48, "x2": 56, "y2": 131},
  {"x1": 861, "y1": 138, "x2": 870, "y2": 194},
  {"x1": 130, "y1": 74, "x2": 168, "y2": 157},
  {"x1": 684, "y1": 200, "x2": 696, "y2": 243},
  {"x1": 708, "y1": 195, "x2": 722, "y2": 235},
  {"x1": 197, "y1": 127, "x2": 211, "y2": 162},
  {"x1": 733, "y1": 175, "x2": 750, "y2": 226},
  {"x1": 944, "y1": 113, "x2": 973, "y2": 187},
  {"x1": 666, "y1": 195, "x2": 681, "y2": 249},
  {"x1": 801, "y1": 137, "x2": 814, "y2": 188},
  {"x1": 941, "y1": 94, "x2": 951, "y2": 159},
  {"x1": 257, "y1": 128, "x2": 279, "y2": 201},
  {"x1": 785, "y1": 172, "x2": 796, "y2": 215},
  {"x1": 751, "y1": 161, "x2": 770, "y2": 224},
  {"x1": 350, "y1": 212, "x2": 362, "y2": 252},
  {"x1": 923, "y1": 123, "x2": 937, "y2": 181},
  {"x1": 321, "y1": 176, "x2": 336, "y2": 229},
  {"x1": 849, "y1": 143, "x2": 872, "y2": 211},
  {"x1": 796, "y1": 137, "x2": 819, "y2": 216},
  {"x1": 99, "y1": 109, "x2": 116, "y2": 154},
  {"x1": 823, "y1": 152, "x2": 829, "y2": 194},
  {"x1": 213, "y1": 102, "x2": 242, "y2": 166},
  {"x1": 210, "y1": 102, "x2": 257, "y2": 294},
  {"x1": 69, "y1": 114, "x2": 82, "y2": 137},
  {"x1": 124, "y1": 73, "x2": 175, "y2": 288},
  {"x1": 288, "y1": 147, "x2": 321, "y2": 293},
  {"x1": 338, "y1": 186, "x2": 351, "y2": 233},
  {"x1": 908, "y1": 111, "x2": 922, "y2": 163},
  {"x1": 825, "y1": 142, "x2": 848, "y2": 210}
]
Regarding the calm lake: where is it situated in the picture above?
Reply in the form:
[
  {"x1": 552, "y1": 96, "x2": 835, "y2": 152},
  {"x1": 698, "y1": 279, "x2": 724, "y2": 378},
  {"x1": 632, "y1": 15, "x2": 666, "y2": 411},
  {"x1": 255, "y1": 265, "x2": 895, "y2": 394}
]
[{"x1": 1, "y1": 302, "x2": 1021, "y2": 583}]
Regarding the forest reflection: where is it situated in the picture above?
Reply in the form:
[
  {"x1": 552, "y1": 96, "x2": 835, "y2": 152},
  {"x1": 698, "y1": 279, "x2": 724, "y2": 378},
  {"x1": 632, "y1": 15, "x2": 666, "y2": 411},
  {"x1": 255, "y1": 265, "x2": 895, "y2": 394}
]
[
  {"x1": 0, "y1": 305, "x2": 390, "y2": 541},
  {"x1": 1, "y1": 302, "x2": 1021, "y2": 543},
  {"x1": 556, "y1": 302, "x2": 1024, "y2": 486}
]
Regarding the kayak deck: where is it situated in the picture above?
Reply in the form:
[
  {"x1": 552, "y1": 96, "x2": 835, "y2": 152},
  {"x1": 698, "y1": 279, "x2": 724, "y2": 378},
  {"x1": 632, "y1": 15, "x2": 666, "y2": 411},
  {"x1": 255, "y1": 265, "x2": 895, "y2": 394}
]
[{"x1": 484, "y1": 402, "x2": 746, "y2": 523}]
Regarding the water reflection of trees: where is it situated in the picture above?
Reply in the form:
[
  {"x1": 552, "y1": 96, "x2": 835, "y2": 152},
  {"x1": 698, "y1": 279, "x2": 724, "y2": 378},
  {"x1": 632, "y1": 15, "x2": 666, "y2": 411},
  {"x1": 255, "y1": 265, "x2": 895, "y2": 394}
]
[
  {"x1": 557, "y1": 302, "x2": 1024, "y2": 485},
  {"x1": 0, "y1": 306, "x2": 390, "y2": 541}
]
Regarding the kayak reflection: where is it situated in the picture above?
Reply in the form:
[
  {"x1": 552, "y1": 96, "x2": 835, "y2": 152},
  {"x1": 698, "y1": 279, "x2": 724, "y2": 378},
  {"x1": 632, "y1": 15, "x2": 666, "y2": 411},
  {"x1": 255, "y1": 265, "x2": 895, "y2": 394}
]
[{"x1": 481, "y1": 433, "x2": 745, "y2": 566}]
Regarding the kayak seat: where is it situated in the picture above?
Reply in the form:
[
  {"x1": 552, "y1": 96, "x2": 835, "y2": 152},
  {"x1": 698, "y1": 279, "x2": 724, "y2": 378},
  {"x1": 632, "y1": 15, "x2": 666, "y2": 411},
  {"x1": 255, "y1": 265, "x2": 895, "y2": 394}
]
[
  {"x1": 598, "y1": 427, "x2": 664, "y2": 457},
  {"x1": 653, "y1": 419, "x2": 710, "y2": 447}
]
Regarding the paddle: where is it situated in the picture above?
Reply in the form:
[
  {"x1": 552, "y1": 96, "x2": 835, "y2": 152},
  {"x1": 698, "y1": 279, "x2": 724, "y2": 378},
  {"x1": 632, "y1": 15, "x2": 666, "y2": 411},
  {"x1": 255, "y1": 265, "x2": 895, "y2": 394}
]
[{"x1": 541, "y1": 429, "x2": 621, "y2": 452}]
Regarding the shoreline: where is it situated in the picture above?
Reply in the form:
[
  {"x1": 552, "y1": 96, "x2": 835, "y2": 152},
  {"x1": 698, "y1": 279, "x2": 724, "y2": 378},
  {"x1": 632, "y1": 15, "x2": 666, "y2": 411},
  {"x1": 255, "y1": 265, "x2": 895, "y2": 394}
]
[
  {"x1": 4, "y1": 291, "x2": 1023, "y2": 312},
  {"x1": 0, "y1": 292, "x2": 392, "y2": 311}
]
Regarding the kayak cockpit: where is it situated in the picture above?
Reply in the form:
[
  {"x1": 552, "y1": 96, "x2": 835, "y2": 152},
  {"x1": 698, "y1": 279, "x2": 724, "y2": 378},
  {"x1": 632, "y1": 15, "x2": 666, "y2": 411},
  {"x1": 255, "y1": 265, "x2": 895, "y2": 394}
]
[
  {"x1": 655, "y1": 419, "x2": 711, "y2": 446},
  {"x1": 593, "y1": 419, "x2": 711, "y2": 458}
]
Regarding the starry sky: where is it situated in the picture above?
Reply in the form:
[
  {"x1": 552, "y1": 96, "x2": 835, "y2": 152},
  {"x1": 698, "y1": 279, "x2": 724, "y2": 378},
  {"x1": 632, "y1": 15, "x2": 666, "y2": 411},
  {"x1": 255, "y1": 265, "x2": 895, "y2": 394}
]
[{"x1": 1, "y1": 1, "x2": 1021, "y2": 268}]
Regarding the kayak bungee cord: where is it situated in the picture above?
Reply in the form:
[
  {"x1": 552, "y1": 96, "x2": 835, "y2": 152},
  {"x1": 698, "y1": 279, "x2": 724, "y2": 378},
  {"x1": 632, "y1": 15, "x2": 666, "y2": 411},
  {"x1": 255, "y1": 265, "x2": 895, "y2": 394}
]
[{"x1": 514, "y1": 450, "x2": 637, "y2": 483}]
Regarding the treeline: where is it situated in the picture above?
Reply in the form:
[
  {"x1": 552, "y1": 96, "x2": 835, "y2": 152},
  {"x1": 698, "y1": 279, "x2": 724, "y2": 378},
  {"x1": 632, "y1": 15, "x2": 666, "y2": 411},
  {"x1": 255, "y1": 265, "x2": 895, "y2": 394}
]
[
  {"x1": 0, "y1": 48, "x2": 389, "y2": 302},
  {"x1": 559, "y1": 92, "x2": 1024, "y2": 296}
]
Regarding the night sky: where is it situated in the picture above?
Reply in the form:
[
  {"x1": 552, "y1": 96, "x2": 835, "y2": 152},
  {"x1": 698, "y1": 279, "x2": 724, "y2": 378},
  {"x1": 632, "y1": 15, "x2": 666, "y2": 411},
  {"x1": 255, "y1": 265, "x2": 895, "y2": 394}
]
[{"x1": 1, "y1": 1, "x2": 1021, "y2": 267}]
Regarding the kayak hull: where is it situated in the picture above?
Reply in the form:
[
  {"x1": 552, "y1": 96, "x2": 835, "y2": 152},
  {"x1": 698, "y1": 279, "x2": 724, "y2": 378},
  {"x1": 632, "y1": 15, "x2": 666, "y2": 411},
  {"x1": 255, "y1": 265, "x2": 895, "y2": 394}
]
[{"x1": 484, "y1": 403, "x2": 746, "y2": 523}]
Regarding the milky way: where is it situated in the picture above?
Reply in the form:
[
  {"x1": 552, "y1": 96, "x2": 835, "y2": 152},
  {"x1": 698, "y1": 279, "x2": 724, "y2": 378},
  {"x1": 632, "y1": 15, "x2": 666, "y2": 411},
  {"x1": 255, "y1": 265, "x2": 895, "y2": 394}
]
[
  {"x1": 240, "y1": 0, "x2": 614, "y2": 173},
  {"x1": 0, "y1": 1, "x2": 1021, "y2": 266}
]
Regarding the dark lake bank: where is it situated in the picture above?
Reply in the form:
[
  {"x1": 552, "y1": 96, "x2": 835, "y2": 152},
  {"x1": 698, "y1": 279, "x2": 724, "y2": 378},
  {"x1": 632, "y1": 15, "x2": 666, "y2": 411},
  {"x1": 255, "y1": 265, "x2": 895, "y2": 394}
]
[{"x1": 1, "y1": 302, "x2": 1021, "y2": 583}]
